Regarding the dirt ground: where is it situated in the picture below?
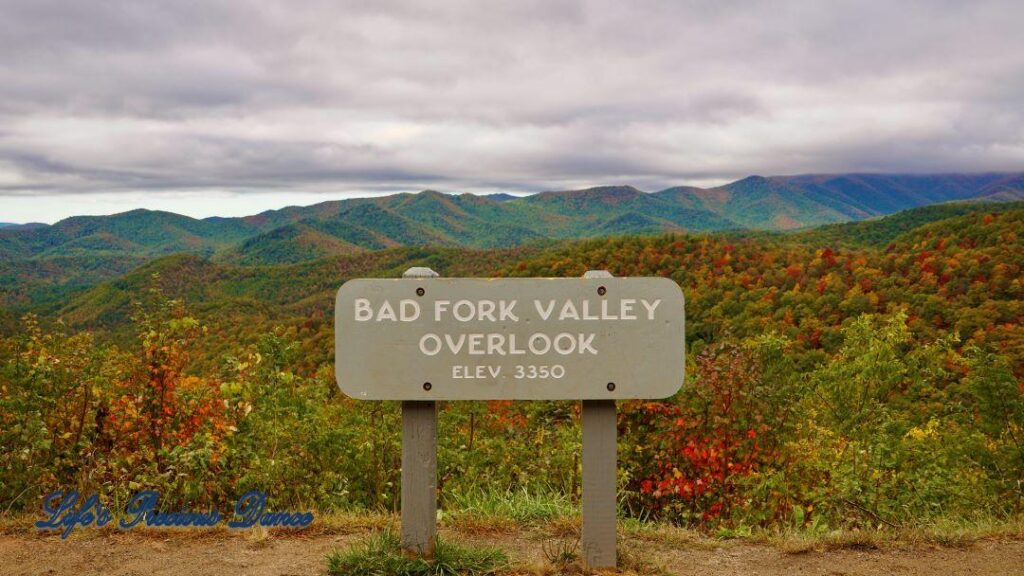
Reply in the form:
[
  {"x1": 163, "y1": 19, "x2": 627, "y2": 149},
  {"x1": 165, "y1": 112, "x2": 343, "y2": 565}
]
[{"x1": 1, "y1": 528, "x2": 1022, "y2": 576}]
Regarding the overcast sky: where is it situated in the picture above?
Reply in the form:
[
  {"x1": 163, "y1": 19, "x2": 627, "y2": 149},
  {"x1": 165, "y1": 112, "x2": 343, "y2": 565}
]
[{"x1": 1, "y1": 0, "x2": 1023, "y2": 223}]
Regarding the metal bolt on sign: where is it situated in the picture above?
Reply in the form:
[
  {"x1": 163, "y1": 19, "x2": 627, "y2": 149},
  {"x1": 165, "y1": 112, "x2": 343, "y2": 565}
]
[{"x1": 334, "y1": 266, "x2": 686, "y2": 568}]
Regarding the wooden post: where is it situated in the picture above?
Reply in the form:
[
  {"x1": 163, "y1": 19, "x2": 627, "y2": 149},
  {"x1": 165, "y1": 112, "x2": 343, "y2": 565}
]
[
  {"x1": 401, "y1": 266, "x2": 439, "y2": 557},
  {"x1": 582, "y1": 270, "x2": 617, "y2": 569}
]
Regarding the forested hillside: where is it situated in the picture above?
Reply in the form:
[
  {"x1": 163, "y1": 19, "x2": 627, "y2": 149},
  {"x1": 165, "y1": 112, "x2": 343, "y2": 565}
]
[{"x1": 794, "y1": 200, "x2": 1024, "y2": 247}]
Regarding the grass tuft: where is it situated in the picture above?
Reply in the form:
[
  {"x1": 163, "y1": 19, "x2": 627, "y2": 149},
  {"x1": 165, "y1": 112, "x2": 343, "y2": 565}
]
[
  {"x1": 325, "y1": 529, "x2": 508, "y2": 576},
  {"x1": 443, "y1": 487, "x2": 576, "y2": 527}
]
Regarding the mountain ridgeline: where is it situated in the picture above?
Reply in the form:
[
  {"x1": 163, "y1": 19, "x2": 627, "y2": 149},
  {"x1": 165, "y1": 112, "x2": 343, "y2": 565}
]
[
  {"x1": 2, "y1": 172, "x2": 1024, "y2": 310},
  {"x1": 4, "y1": 172, "x2": 1024, "y2": 263}
]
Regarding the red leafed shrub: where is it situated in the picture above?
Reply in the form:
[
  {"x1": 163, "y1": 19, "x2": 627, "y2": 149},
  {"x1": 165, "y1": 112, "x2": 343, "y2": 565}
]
[{"x1": 620, "y1": 342, "x2": 783, "y2": 525}]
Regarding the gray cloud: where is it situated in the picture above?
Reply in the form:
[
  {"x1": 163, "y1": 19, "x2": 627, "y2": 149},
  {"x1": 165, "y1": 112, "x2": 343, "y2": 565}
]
[{"x1": 1, "y1": 0, "x2": 1023, "y2": 211}]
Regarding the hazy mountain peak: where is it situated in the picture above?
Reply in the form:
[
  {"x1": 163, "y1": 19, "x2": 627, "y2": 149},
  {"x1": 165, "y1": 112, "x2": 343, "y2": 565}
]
[
  {"x1": 530, "y1": 185, "x2": 645, "y2": 204},
  {"x1": 484, "y1": 193, "x2": 518, "y2": 202},
  {"x1": 574, "y1": 185, "x2": 644, "y2": 197},
  {"x1": 0, "y1": 222, "x2": 49, "y2": 230}
]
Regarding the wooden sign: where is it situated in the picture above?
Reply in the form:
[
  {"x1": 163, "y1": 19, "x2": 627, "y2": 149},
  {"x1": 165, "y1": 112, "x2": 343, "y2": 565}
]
[
  {"x1": 334, "y1": 269, "x2": 686, "y2": 569},
  {"x1": 334, "y1": 277, "x2": 685, "y2": 400}
]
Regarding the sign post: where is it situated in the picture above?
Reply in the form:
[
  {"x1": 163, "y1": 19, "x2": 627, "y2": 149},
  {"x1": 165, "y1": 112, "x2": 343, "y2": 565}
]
[
  {"x1": 335, "y1": 267, "x2": 685, "y2": 568},
  {"x1": 579, "y1": 270, "x2": 617, "y2": 567},
  {"x1": 399, "y1": 266, "x2": 439, "y2": 557}
]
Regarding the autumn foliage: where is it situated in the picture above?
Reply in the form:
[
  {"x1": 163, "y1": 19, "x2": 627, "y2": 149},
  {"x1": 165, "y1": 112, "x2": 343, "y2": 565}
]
[{"x1": 1, "y1": 207, "x2": 1023, "y2": 531}]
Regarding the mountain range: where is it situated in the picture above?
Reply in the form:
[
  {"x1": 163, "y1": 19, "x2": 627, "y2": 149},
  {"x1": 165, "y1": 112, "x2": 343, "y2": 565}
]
[
  {"x1": 4, "y1": 172, "x2": 1023, "y2": 262},
  {"x1": 3, "y1": 172, "x2": 1024, "y2": 310}
]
